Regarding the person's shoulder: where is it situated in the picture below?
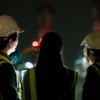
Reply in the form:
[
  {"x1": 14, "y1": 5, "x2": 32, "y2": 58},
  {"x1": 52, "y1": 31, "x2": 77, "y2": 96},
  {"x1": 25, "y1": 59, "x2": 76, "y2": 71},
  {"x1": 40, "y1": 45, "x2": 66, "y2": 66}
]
[
  {"x1": 87, "y1": 65, "x2": 94, "y2": 70},
  {"x1": 63, "y1": 65, "x2": 78, "y2": 74},
  {"x1": 87, "y1": 63, "x2": 99, "y2": 72},
  {"x1": 86, "y1": 64, "x2": 99, "y2": 77},
  {"x1": 25, "y1": 66, "x2": 36, "y2": 74},
  {"x1": 0, "y1": 62, "x2": 16, "y2": 78},
  {"x1": 63, "y1": 65, "x2": 68, "y2": 68},
  {"x1": 0, "y1": 62, "x2": 13, "y2": 69},
  {"x1": 23, "y1": 67, "x2": 36, "y2": 79},
  {"x1": 30, "y1": 66, "x2": 36, "y2": 70}
]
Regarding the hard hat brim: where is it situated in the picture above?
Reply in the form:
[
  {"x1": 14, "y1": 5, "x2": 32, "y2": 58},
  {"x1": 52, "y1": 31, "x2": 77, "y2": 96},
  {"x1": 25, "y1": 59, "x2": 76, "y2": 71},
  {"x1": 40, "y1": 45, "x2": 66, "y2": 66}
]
[
  {"x1": 80, "y1": 40, "x2": 84, "y2": 46},
  {"x1": 18, "y1": 29, "x2": 25, "y2": 33}
]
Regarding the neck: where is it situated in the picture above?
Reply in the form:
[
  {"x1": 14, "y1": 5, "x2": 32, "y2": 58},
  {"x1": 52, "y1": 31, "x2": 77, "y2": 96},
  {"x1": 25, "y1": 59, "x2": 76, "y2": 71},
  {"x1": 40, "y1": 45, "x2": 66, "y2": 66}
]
[
  {"x1": 89, "y1": 54, "x2": 99, "y2": 64},
  {"x1": 0, "y1": 49, "x2": 8, "y2": 55}
]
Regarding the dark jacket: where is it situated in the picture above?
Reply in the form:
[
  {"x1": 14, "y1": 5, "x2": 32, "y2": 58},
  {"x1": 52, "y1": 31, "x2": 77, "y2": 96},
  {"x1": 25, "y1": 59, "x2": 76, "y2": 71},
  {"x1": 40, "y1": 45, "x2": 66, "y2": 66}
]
[
  {"x1": 0, "y1": 51, "x2": 23, "y2": 100},
  {"x1": 82, "y1": 61, "x2": 100, "y2": 100}
]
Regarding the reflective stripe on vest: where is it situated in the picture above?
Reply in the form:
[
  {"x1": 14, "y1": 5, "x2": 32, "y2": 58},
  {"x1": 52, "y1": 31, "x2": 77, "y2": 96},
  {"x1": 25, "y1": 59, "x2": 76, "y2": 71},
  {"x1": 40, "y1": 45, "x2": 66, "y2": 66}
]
[
  {"x1": 66, "y1": 68, "x2": 77, "y2": 91},
  {"x1": 71, "y1": 71, "x2": 77, "y2": 91},
  {"x1": 91, "y1": 62, "x2": 100, "y2": 78},
  {"x1": 0, "y1": 56, "x2": 21, "y2": 99},
  {"x1": 22, "y1": 67, "x2": 77, "y2": 100},
  {"x1": 22, "y1": 68, "x2": 37, "y2": 100},
  {"x1": 30, "y1": 67, "x2": 37, "y2": 100}
]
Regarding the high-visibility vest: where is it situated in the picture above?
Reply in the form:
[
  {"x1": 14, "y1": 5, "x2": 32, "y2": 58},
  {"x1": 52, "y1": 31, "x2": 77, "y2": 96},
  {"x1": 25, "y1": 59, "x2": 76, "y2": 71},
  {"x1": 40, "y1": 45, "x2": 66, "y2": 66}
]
[
  {"x1": 22, "y1": 66, "x2": 78, "y2": 100},
  {"x1": 0, "y1": 55, "x2": 22, "y2": 100},
  {"x1": 88, "y1": 62, "x2": 100, "y2": 100}
]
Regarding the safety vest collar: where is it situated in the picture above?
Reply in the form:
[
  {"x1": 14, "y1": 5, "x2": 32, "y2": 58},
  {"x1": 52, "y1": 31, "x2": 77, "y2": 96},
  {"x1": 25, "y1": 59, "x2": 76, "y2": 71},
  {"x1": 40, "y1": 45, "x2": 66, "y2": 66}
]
[
  {"x1": 94, "y1": 59, "x2": 100, "y2": 64},
  {"x1": 0, "y1": 51, "x2": 12, "y2": 63}
]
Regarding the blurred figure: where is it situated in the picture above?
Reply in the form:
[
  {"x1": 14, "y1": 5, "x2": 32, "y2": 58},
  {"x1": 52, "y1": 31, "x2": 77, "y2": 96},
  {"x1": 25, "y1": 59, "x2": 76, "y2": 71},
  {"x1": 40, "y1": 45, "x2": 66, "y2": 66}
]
[
  {"x1": 81, "y1": 30, "x2": 100, "y2": 100},
  {"x1": 0, "y1": 15, "x2": 39, "y2": 100},
  {"x1": 22, "y1": 32, "x2": 78, "y2": 100},
  {"x1": 0, "y1": 15, "x2": 23, "y2": 100}
]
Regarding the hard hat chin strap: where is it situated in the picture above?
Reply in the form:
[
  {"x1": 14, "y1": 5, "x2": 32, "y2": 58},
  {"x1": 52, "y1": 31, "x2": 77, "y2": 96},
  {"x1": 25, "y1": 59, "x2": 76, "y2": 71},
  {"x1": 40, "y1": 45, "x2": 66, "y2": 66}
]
[{"x1": 88, "y1": 49, "x2": 94, "y2": 55}]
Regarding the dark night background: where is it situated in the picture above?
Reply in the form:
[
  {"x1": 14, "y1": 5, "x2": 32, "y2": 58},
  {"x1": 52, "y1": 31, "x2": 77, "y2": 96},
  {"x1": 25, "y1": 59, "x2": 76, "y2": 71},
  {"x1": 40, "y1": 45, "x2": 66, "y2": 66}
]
[
  {"x1": 0, "y1": 1, "x2": 94, "y2": 100},
  {"x1": 0, "y1": 0, "x2": 93, "y2": 69}
]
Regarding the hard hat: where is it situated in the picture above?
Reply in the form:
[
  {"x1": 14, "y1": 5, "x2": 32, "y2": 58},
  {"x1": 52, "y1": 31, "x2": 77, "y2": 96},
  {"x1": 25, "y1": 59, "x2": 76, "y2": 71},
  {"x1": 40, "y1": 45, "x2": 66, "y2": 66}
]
[
  {"x1": 0, "y1": 15, "x2": 24, "y2": 37},
  {"x1": 80, "y1": 30, "x2": 100, "y2": 49}
]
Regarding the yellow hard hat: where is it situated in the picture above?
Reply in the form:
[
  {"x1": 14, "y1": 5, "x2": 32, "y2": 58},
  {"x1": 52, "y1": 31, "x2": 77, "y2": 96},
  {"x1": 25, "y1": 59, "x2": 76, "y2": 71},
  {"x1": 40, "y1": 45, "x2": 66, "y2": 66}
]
[
  {"x1": 80, "y1": 30, "x2": 100, "y2": 50},
  {"x1": 0, "y1": 15, "x2": 24, "y2": 37}
]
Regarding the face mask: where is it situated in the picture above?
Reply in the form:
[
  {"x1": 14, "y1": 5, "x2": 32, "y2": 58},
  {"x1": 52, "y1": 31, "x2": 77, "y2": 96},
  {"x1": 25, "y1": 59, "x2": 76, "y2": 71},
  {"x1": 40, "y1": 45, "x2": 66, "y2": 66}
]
[{"x1": 8, "y1": 41, "x2": 18, "y2": 55}]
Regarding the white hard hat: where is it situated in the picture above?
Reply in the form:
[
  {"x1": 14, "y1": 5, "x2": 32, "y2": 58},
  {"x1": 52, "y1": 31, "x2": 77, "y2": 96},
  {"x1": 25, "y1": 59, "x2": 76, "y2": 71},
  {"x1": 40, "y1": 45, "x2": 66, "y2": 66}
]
[
  {"x1": 80, "y1": 30, "x2": 100, "y2": 50},
  {"x1": 0, "y1": 15, "x2": 24, "y2": 37}
]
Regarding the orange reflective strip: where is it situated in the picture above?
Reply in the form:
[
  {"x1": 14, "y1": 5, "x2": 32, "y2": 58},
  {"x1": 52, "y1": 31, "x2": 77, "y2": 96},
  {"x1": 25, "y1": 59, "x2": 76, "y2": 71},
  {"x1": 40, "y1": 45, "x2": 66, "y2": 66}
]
[{"x1": 0, "y1": 55, "x2": 11, "y2": 63}]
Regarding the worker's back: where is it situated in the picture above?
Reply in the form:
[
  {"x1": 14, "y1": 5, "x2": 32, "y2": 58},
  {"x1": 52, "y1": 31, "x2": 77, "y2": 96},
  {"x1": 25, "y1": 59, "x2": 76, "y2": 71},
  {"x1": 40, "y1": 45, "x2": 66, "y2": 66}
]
[
  {"x1": 22, "y1": 32, "x2": 78, "y2": 100},
  {"x1": 22, "y1": 65, "x2": 77, "y2": 100}
]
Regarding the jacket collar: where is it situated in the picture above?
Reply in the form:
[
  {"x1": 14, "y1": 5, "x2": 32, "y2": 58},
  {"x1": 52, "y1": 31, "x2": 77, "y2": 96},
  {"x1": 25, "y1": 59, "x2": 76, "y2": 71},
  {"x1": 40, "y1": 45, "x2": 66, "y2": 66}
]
[{"x1": 0, "y1": 51, "x2": 12, "y2": 63}]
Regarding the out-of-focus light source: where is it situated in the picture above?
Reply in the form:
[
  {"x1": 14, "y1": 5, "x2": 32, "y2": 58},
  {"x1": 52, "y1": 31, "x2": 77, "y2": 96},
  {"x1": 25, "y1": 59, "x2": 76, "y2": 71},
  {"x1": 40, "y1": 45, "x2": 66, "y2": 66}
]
[
  {"x1": 25, "y1": 62, "x2": 33, "y2": 69},
  {"x1": 75, "y1": 59, "x2": 81, "y2": 65},
  {"x1": 83, "y1": 58, "x2": 86, "y2": 63},
  {"x1": 32, "y1": 41, "x2": 38, "y2": 47}
]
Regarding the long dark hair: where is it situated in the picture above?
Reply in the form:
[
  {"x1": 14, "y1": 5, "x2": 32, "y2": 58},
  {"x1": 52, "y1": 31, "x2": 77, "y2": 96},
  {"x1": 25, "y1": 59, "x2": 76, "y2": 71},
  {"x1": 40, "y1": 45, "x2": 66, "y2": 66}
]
[
  {"x1": 37, "y1": 32, "x2": 63, "y2": 67},
  {"x1": 35, "y1": 32, "x2": 69, "y2": 100}
]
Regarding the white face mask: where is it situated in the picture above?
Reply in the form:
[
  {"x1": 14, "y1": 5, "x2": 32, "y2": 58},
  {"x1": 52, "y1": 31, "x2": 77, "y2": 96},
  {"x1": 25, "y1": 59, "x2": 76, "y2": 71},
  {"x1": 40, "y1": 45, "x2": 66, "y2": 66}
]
[
  {"x1": 83, "y1": 47, "x2": 93, "y2": 66},
  {"x1": 7, "y1": 33, "x2": 19, "y2": 55},
  {"x1": 8, "y1": 41, "x2": 18, "y2": 55}
]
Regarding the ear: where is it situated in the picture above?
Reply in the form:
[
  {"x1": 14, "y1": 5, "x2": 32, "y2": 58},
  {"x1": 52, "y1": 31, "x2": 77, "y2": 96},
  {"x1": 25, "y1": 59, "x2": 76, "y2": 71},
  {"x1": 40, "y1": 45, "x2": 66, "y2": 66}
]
[
  {"x1": 84, "y1": 47, "x2": 89, "y2": 57},
  {"x1": 8, "y1": 39, "x2": 14, "y2": 47}
]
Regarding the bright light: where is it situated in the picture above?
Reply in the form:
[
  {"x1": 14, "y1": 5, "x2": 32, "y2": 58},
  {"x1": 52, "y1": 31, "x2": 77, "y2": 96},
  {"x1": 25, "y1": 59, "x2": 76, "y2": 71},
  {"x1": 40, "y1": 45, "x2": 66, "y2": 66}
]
[
  {"x1": 25, "y1": 62, "x2": 33, "y2": 69},
  {"x1": 83, "y1": 58, "x2": 86, "y2": 63},
  {"x1": 75, "y1": 59, "x2": 81, "y2": 65},
  {"x1": 32, "y1": 41, "x2": 38, "y2": 46}
]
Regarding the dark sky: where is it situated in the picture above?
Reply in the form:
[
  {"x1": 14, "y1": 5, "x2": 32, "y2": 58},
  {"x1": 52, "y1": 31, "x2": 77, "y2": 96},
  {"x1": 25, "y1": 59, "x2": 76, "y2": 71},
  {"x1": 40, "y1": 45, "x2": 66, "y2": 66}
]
[{"x1": 0, "y1": 0, "x2": 93, "y2": 69}]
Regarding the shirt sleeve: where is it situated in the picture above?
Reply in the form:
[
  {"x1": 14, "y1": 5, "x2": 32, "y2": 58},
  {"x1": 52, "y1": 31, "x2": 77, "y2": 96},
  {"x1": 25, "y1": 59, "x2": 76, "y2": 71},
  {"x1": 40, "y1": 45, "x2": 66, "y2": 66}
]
[
  {"x1": 82, "y1": 66, "x2": 99, "y2": 100},
  {"x1": 9, "y1": 51, "x2": 24, "y2": 64},
  {"x1": 0, "y1": 63, "x2": 22, "y2": 100}
]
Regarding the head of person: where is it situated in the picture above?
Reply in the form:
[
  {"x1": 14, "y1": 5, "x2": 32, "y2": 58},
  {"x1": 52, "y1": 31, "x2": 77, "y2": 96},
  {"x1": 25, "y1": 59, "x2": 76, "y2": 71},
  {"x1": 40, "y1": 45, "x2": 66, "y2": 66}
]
[
  {"x1": 0, "y1": 15, "x2": 24, "y2": 55},
  {"x1": 36, "y1": 32, "x2": 69, "y2": 99},
  {"x1": 80, "y1": 30, "x2": 100, "y2": 65},
  {"x1": 37, "y1": 31, "x2": 63, "y2": 66}
]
